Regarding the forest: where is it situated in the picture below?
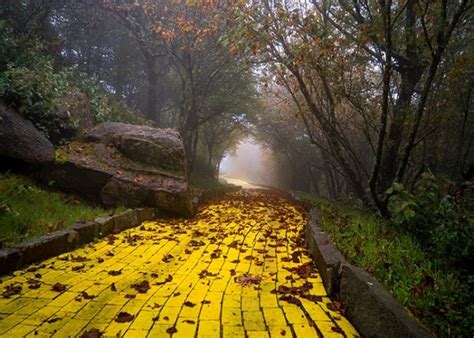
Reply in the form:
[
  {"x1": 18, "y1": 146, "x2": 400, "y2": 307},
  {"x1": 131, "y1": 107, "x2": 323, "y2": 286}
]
[{"x1": 0, "y1": 0, "x2": 473, "y2": 337}]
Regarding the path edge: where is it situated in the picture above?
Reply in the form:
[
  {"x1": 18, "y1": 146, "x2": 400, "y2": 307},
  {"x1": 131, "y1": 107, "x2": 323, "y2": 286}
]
[
  {"x1": 305, "y1": 205, "x2": 433, "y2": 338},
  {"x1": 0, "y1": 208, "x2": 157, "y2": 276}
]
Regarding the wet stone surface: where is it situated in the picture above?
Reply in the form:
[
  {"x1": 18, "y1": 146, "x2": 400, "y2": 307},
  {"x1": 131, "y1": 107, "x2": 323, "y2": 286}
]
[{"x1": 0, "y1": 191, "x2": 358, "y2": 337}]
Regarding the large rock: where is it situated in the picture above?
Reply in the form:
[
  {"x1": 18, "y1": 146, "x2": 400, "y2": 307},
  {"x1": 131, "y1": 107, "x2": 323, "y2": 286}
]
[
  {"x1": 0, "y1": 101, "x2": 55, "y2": 164},
  {"x1": 39, "y1": 122, "x2": 192, "y2": 216}
]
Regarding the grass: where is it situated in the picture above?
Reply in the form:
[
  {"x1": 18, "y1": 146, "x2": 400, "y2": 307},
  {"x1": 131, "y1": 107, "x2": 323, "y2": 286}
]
[
  {"x1": 295, "y1": 191, "x2": 474, "y2": 338},
  {"x1": 0, "y1": 172, "x2": 122, "y2": 245}
]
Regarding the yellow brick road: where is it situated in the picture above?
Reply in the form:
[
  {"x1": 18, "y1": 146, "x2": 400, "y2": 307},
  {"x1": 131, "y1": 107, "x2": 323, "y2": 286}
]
[{"x1": 0, "y1": 191, "x2": 358, "y2": 337}]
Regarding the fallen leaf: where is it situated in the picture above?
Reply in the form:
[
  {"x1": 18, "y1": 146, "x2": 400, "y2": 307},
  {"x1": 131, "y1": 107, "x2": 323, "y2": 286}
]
[
  {"x1": 115, "y1": 312, "x2": 134, "y2": 323},
  {"x1": 52, "y1": 283, "x2": 67, "y2": 292},
  {"x1": 27, "y1": 279, "x2": 41, "y2": 289},
  {"x1": 72, "y1": 264, "x2": 85, "y2": 271},
  {"x1": 71, "y1": 255, "x2": 90, "y2": 262},
  {"x1": 166, "y1": 326, "x2": 177, "y2": 335},
  {"x1": 81, "y1": 291, "x2": 96, "y2": 300},
  {"x1": 108, "y1": 270, "x2": 121, "y2": 276},
  {"x1": 82, "y1": 328, "x2": 102, "y2": 337},
  {"x1": 46, "y1": 317, "x2": 61, "y2": 324},
  {"x1": 131, "y1": 280, "x2": 150, "y2": 294},
  {"x1": 155, "y1": 275, "x2": 173, "y2": 285},
  {"x1": 279, "y1": 295, "x2": 302, "y2": 306},
  {"x1": 234, "y1": 273, "x2": 263, "y2": 287}
]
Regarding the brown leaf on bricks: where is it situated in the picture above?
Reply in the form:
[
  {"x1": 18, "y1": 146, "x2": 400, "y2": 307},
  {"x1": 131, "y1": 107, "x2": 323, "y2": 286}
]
[
  {"x1": 52, "y1": 283, "x2": 67, "y2": 292},
  {"x1": 279, "y1": 295, "x2": 302, "y2": 306},
  {"x1": 131, "y1": 280, "x2": 150, "y2": 293},
  {"x1": 82, "y1": 328, "x2": 103, "y2": 337},
  {"x1": 234, "y1": 273, "x2": 263, "y2": 287},
  {"x1": 115, "y1": 312, "x2": 134, "y2": 323},
  {"x1": 166, "y1": 326, "x2": 177, "y2": 335},
  {"x1": 81, "y1": 291, "x2": 96, "y2": 300},
  {"x1": 155, "y1": 274, "x2": 173, "y2": 285},
  {"x1": 108, "y1": 270, "x2": 121, "y2": 276},
  {"x1": 162, "y1": 254, "x2": 174, "y2": 263}
]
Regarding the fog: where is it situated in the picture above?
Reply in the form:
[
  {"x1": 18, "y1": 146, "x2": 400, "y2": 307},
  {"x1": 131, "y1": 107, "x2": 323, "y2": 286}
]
[{"x1": 219, "y1": 138, "x2": 277, "y2": 187}]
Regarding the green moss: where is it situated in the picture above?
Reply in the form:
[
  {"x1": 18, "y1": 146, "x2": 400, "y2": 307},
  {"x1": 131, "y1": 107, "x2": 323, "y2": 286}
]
[
  {"x1": 0, "y1": 173, "x2": 122, "y2": 245},
  {"x1": 54, "y1": 148, "x2": 69, "y2": 164}
]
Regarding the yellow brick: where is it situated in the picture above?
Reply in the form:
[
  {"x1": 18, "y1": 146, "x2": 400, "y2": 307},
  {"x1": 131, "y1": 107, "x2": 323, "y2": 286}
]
[
  {"x1": 222, "y1": 307, "x2": 242, "y2": 325},
  {"x1": 52, "y1": 318, "x2": 89, "y2": 337},
  {"x1": 102, "y1": 320, "x2": 133, "y2": 337},
  {"x1": 242, "y1": 311, "x2": 266, "y2": 331},
  {"x1": 74, "y1": 301, "x2": 104, "y2": 320},
  {"x1": 153, "y1": 305, "x2": 180, "y2": 324},
  {"x1": 197, "y1": 320, "x2": 220, "y2": 338},
  {"x1": 1, "y1": 323, "x2": 36, "y2": 336},
  {"x1": 15, "y1": 299, "x2": 50, "y2": 315},
  {"x1": 223, "y1": 325, "x2": 245, "y2": 338},
  {"x1": 247, "y1": 331, "x2": 270, "y2": 338},
  {"x1": 262, "y1": 307, "x2": 287, "y2": 326},
  {"x1": 0, "y1": 314, "x2": 28, "y2": 335},
  {"x1": 223, "y1": 294, "x2": 240, "y2": 308},
  {"x1": 200, "y1": 302, "x2": 221, "y2": 321},
  {"x1": 300, "y1": 299, "x2": 332, "y2": 322},
  {"x1": 123, "y1": 328, "x2": 150, "y2": 337},
  {"x1": 315, "y1": 320, "x2": 346, "y2": 337},
  {"x1": 332, "y1": 316, "x2": 359, "y2": 337},
  {"x1": 148, "y1": 323, "x2": 171, "y2": 337},
  {"x1": 22, "y1": 306, "x2": 61, "y2": 325},
  {"x1": 260, "y1": 293, "x2": 279, "y2": 308},
  {"x1": 93, "y1": 304, "x2": 123, "y2": 324},
  {"x1": 241, "y1": 295, "x2": 260, "y2": 311},
  {"x1": 0, "y1": 298, "x2": 30, "y2": 314},
  {"x1": 268, "y1": 325, "x2": 292, "y2": 337},
  {"x1": 173, "y1": 319, "x2": 198, "y2": 338},
  {"x1": 281, "y1": 306, "x2": 307, "y2": 324},
  {"x1": 292, "y1": 323, "x2": 318, "y2": 337}
]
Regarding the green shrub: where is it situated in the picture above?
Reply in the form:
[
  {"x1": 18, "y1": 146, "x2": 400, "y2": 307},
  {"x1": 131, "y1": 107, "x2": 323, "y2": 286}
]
[
  {"x1": 0, "y1": 20, "x2": 148, "y2": 143},
  {"x1": 387, "y1": 173, "x2": 474, "y2": 271}
]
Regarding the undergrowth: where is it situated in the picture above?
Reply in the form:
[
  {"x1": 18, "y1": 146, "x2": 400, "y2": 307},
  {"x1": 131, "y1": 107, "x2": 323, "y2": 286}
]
[
  {"x1": 295, "y1": 191, "x2": 474, "y2": 338},
  {"x1": 0, "y1": 173, "x2": 122, "y2": 245}
]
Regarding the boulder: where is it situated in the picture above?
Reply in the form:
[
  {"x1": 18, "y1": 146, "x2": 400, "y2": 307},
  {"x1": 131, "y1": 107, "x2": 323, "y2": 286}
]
[
  {"x1": 38, "y1": 122, "x2": 192, "y2": 216},
  {"x1": 0, "y1": 101, "x2": 55, "y2": 164}
]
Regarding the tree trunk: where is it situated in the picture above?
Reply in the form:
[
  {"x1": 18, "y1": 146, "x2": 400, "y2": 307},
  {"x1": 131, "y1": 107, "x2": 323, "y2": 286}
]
[{"x1": 144, "y1": 53, "x2": 160, "y2": 124}]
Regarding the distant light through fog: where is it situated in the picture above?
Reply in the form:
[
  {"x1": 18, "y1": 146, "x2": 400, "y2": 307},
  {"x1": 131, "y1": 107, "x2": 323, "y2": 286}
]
[{"x1": 219, "y1": 138, "x2": 276, "y2": 187}]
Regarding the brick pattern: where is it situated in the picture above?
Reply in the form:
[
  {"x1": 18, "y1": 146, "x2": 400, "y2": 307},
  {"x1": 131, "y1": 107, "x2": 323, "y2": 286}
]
[{"x1": 0, "y1": 191, "x2": 358, "y2": 337}]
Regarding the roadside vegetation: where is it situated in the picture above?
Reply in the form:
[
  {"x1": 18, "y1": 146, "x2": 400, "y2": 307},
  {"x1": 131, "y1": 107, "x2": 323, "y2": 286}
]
[
  {"x1": 296, "y1": 191, "x2": 473, "y2": 337},
  {"x1": 0, "y1": 173, "x2": 121, "y2": 246}
]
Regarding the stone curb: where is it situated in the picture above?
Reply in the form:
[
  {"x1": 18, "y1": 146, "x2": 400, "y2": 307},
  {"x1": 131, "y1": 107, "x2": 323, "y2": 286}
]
[
  {"x1": 0, "y1": 208, "x2": 157, "y2": 276},
  {"x1": 305, "y1": 208, "x2": 346, "y2": 294},
  {"x1": 305, "y1": 206, "x2": 433, "y2": 338}
]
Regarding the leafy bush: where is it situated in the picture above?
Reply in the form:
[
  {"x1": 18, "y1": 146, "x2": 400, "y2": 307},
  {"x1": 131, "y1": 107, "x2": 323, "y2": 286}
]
[
  {"x1": 387, "y1": 173, "x2": 474, "y2": 271},
  {"x1": 75, "y1": 74, "x2": 148, "y2": 126},
  {"x1": 0, "y1": 20, "x2": 148, "y2": 143}
]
